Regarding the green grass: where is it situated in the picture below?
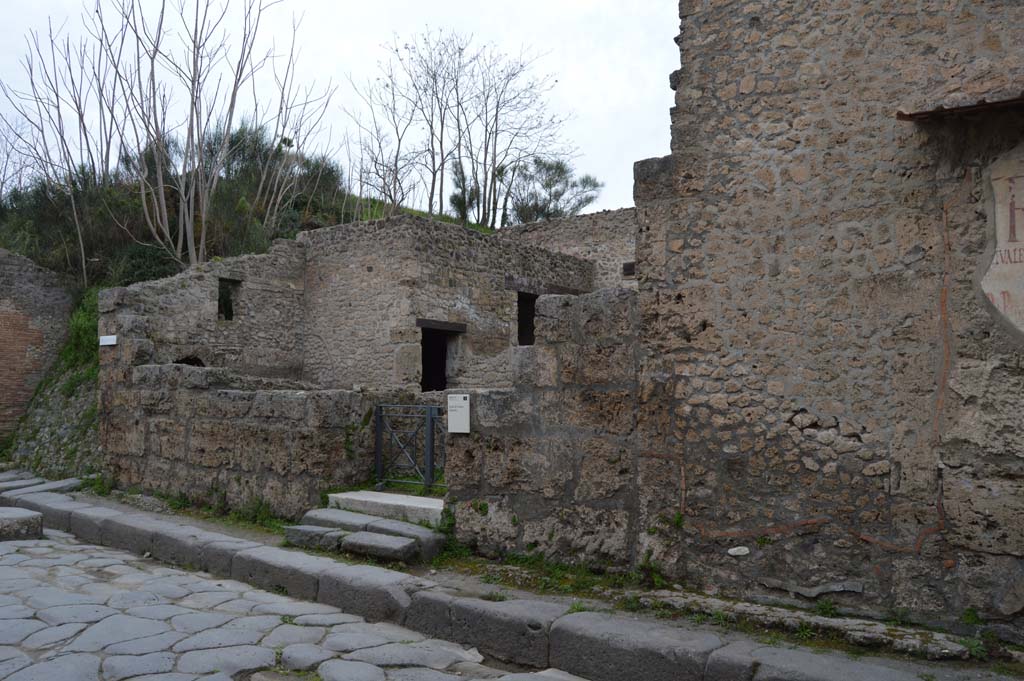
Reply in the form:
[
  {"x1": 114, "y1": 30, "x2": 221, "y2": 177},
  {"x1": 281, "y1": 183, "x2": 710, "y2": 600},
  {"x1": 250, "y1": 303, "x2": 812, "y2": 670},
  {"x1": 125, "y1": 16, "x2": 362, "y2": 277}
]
[{"x1": 815, "y1": 598, "x2": 838, "y2": 618}]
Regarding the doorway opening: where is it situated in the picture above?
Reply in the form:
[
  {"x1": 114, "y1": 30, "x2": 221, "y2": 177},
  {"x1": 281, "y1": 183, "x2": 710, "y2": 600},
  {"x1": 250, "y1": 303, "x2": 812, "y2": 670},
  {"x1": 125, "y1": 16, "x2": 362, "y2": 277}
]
[{"x1": 417, "y1": 319, "x2": 466, "y2": 392}]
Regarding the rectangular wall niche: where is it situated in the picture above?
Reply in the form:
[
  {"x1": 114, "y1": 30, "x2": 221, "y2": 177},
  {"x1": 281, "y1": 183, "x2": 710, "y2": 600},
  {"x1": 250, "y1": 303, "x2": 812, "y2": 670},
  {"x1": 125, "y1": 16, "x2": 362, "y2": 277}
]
[
  {"x1": 218, "y1": 278, "x2": 241, "y2": 321},
  {"x1": 417, "y1": 319, "x2": 467, "y2": 392},
  {"x1": 518, "y1": 292, "x2": 538, "y2": 346}
]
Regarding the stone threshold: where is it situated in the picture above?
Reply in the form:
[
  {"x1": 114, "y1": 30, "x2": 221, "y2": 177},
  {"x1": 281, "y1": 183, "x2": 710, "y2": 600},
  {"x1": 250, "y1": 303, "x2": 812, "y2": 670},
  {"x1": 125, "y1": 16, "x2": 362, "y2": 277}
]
[{"x1": 0, "y1": 474, "x2": 1009, "y2": 681}]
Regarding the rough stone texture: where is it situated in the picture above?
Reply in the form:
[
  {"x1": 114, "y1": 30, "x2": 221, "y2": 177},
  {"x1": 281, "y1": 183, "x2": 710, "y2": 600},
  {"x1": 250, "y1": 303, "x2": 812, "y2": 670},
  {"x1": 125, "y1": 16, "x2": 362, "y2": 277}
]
[
  {"x1": 0, "y1": 508, "x2": 43, "y2": 540},
  {"x1": 97, "y1": 216, "x2": 593, "y2": 518},
  {"x1": 446, "y1": 288, "x2": 640, "y2": 567},
  {"x1": 0, "y1": 249, "x2": 72, "y2": 439},
  {"x1": 450, "y1": 598, "x2": 567, "y2": 668},
  {"x1": 299, "y1": 216, "x2": 595, "y2": 390},
  {"x1": 447, "y1": 0, "x2": 1024, "y2": 633},
  {"x1": 549, "y1": 612, "x2": 723, "y2": 681},
  {"x1": 616, "y1": 0, "x2": 1024, "y2": 629},
  {"x1": 498, "y1": 209, "x2": 638, "y2": 289}
]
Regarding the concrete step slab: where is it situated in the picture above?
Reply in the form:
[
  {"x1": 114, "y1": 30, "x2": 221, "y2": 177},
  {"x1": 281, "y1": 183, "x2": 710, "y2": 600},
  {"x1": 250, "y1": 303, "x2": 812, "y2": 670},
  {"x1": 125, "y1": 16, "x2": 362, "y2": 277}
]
[
  {"x1": 301, "y1": 508, "x2": 378, "y2": 532},
  {"x1": 328, "y1": 491, "x2": 444, "y2": 526},
  {"x1": 341, "y1": 531, "x2": 418, "y2": 562}
]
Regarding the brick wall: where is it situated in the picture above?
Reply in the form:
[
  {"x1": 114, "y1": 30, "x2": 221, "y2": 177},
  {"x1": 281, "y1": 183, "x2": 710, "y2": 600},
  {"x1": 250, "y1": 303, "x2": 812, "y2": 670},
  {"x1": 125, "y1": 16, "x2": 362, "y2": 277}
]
[{"x1": 0, "y1": 250, "x2": 72, "y2": 438}]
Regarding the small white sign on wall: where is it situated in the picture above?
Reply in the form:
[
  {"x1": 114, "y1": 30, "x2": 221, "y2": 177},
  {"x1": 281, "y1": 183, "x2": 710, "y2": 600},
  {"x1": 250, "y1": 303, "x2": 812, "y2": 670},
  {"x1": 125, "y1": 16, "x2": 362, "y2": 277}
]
[
  {"x1": 447, "y1": 394, "x2": 470, "y2": 434},
  {"x1": 99, "y1": 335, "x2": 118, "y2": 346}
]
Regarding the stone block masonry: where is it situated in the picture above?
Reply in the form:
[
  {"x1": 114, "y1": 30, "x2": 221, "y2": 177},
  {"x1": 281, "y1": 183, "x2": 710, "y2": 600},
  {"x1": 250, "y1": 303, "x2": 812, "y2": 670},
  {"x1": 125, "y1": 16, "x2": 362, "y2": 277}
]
[
  {"x1": 446, "y1": 287, "x2": 642, "y2": 569},
  {"x1": 97, "y1": 216, "x2": 596, "y2": 518},
  {"x1": 498, "y1": 208, "x2": 638, "y2": 289},
  {"x1": 624, "y1": 0, "x2": 1024, "y2": 629},
  {"x1": 0, "y1": 249, "x2": 72, "y2": 438}
]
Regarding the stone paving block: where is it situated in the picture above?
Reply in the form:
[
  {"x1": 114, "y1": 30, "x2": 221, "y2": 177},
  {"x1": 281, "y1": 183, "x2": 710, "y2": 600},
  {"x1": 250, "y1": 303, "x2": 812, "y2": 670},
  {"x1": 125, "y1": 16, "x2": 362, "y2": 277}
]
[
  {"x1": 450, "y1": 597, "x2": 568, "y2": 668},
  {"x1": 0, "y1": 478, "x2": 44, "y2": 493},
  {"x1": 102, "y1": 651, "x2": 175, "y2": 681},
  {"x1": 198, "y1": 539, "x2": 262, "y2": 577},
  {"x1": 301, "y1": 508, "x2": 377, "y2": 532},
  {"x1": 2, "y1": 478, "x2": 82, "y2": 501},
  {"x1": 282, "y1": 642, "x2": 336, "y2": 670},
  {"x1": 404, "y1": 589, "x2": 455, "y2": 640},
  {"x1": 549, "y1": 612, "x2": 724, "y2": 681},
  {"x1": 317, "y1": 564, "x2": 412, "y2": 622},
  {"x1": 176, "y1": 644, "x2": 276, "y2": 675},
  {"x1": 317, "y1": 659, "x2": 386, "y2": 681},
  {"x1": 231, "y1": 546, "x2": 336, "y2": 600},
  {"x1": 150, "y1": 525, "x2": 229, "y2": 569},
  {"x1": 366, "y1": 519, "x2": 446, "y2": 561},
  {"x1": 5, "y1": 651, "x2": 100, "y2": 681},
  {"x1": 750, "y1": 646, "x2": 921, "y2": 681},
  {"x1": 341, "y1": 531, "x2": 418, "y2": 562},
  {"x1": 284, "y1": 524, "x2": 335, "y2": 550},
  {"x1": 0, "y1": 509, "x2": 43, "y2": 541},
  {"x1": 67, "y1": 506, "x2": 123, "y2": 544},
  {"x1": 14, "y1": 495, "x2": 90, "y2": 532},
  {"x1": 705, "y1": 640, "x2": 758, "y2": 681},
  {"x1": 100, "y1": 513, "x2": 175, "y2": 555}
]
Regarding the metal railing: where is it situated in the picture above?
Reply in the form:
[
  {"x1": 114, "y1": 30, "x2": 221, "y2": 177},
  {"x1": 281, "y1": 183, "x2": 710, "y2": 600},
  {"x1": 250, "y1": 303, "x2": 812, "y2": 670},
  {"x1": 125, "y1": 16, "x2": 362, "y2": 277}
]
[{"x1": 374, "y1": 404, "x2": 445, "y2": 488}]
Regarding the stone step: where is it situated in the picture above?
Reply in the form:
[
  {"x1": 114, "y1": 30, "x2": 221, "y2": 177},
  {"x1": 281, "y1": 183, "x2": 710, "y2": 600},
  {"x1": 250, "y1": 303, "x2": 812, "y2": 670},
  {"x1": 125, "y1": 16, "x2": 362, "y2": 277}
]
[
  {"x1": 0, "y1": 508, "x2": 43, "y2": 540},
  {"x1": 290, "y1": 511, "x2": 446, "y2": 562},
  {"x1": 300, "y1": 508, "x2": 378, "y2": 532},
  {"x1": 285, "y1": 524, "x2": 420, "y2": 563},
  {"x1": 0, "y1": 471, "x2": 32, "y2": 483},
  {"x1": 328, "y1": 491, "x2": 444, "y2": 526},
  {"x1": 340, "y1": 531, "x2": 418, "y2": 562},
  {"x1": 0, "y1": 477, "x2": 44, "y2": 492}
]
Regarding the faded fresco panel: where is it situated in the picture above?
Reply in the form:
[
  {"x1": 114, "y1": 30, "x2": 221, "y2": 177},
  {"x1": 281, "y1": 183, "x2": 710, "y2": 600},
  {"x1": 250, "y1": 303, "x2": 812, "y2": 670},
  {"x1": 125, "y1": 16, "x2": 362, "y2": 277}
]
[{"x1": 983, "y1": 147, "x2": 1024, "y2": 329}]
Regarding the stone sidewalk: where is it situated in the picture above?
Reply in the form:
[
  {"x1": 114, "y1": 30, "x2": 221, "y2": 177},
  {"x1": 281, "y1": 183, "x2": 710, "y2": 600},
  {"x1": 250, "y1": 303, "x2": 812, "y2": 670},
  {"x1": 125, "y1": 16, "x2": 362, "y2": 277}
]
[
  {"x1": 0, "y1": 531, "x2": 581, "y2": 680},
  {"x1": 0, "y1": 475, "x2": 1016, "y2": 681}
]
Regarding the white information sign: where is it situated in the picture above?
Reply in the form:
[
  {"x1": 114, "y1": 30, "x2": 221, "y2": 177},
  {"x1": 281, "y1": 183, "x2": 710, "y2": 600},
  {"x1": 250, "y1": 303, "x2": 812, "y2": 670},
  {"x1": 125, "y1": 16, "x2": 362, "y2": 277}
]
[
  {"x1": 447, "y1": 394, "x2": 470, "y2": 434},
  {"x1": 99, "y1": 335, "x2": 118, "y2": 346}
]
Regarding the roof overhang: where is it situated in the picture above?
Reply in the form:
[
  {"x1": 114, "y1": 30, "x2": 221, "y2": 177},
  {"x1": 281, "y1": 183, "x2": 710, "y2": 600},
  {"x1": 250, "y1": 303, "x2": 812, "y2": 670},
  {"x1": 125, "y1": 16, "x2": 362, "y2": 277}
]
[{"x1": 897, "y1": 94, "x2": 1024, "y2": 122}]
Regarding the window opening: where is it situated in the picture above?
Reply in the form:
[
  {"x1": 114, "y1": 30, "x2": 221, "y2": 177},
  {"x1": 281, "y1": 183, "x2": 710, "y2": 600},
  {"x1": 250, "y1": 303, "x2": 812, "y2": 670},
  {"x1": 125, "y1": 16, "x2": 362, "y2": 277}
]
[{"x1": 517, "y1": 292, "x2": 538, "y2": 346}]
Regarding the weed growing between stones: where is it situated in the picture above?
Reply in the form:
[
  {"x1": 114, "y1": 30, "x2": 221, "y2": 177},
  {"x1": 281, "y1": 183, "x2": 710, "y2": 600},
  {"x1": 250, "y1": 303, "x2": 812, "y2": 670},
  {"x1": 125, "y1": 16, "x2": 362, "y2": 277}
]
[{"x1": 815, "y1": 598, "x2": 839, "y2": 618}]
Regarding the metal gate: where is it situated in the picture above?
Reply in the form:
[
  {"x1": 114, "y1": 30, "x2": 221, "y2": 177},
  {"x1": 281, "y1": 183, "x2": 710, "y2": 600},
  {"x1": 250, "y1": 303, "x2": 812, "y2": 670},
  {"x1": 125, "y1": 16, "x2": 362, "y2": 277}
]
[{"x1": 374, "y1": 405, "x2": 445, "y2": 488}]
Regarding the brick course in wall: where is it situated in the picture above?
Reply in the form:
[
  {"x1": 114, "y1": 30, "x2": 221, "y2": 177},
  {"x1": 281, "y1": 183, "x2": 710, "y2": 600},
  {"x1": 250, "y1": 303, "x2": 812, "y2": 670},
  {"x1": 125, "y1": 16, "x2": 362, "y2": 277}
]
[{"x1": 0, "y1": 250, "x2": 72, "y2": 438}]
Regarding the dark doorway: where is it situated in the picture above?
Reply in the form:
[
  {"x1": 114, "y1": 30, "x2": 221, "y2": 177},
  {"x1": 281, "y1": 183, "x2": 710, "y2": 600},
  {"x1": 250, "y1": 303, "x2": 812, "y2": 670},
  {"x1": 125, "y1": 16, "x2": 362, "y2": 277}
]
[
  {"x1": 518, "y1": 292, "x2": 538, "y2": 346},
  {"x1": 421, "y1": 328, "x2": 452, "y2": 392}
]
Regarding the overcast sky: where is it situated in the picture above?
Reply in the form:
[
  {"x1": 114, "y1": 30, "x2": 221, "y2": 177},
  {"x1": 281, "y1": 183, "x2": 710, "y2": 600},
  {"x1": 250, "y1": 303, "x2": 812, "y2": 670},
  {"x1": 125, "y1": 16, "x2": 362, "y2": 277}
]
[{"x1": 0, "y1": 1, "x2": 679, "y2": 212}]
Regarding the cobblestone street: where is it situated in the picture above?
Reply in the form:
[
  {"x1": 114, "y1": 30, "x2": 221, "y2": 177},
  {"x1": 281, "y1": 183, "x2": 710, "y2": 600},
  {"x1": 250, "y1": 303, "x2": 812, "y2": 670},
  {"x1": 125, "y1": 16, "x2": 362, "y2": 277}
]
[{"x1": 0, "y1": 531, "x2": 575, "y2": 681}]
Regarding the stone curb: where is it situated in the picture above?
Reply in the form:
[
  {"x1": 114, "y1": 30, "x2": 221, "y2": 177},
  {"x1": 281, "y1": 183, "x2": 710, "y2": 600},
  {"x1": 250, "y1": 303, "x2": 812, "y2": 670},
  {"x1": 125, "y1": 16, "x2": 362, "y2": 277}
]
[{"x1": 0, "y1": 482, "x2": 943, "y2": 681}]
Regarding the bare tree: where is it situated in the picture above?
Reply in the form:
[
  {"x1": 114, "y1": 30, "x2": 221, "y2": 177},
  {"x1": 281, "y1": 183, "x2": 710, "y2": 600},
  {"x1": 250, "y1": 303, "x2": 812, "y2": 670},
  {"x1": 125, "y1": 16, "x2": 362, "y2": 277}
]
[
  {"x1": 348, "y1": 60, "x2": 422, "y2": 213},
  {"x1": 353, "y1": 30, "x2": 570, "y2": 229}
]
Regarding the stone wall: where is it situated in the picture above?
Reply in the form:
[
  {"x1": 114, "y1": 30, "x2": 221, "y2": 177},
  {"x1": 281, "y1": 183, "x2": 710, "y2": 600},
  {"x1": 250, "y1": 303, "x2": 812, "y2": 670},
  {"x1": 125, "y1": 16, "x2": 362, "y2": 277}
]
[
  {"x1": 99, "y1": 240, "x2": 307, "y2": 380},
  {"x1": 100, "y1": 363, "x2": 422, "y2": 518},
  {"x1": 624, "y1": 0, "x2": 1024, "y2": 626},
  {"x1": 96, "y1": 216, "x2": 595, "y2": 517},
  {"x1": 299, "y1": 216, "x2": 595, "y2": 391},
  {"x1": 499, "y1": 209, "x2": 637, "y2": 289},
  {"x1": 0, "y1": 250, "x2": 72, "y2": 438},
  {"x1": 446, "y1": 288, "x2": 642, "y2": 568}
]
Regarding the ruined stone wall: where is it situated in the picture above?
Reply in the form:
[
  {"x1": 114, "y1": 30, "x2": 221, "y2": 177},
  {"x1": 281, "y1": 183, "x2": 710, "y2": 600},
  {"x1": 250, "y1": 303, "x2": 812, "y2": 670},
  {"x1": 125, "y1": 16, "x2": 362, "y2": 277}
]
[
  {"x1": 498, "y1": 209, "x2": 638, "y2": 289},
  {"x1": 626, "y1": 0, "x2": 1024, "y2": 627},
  {"x1": 446, "y1": 288, "x2": 642, "y2": 568},
  {"x1": 99, "y1": 240, "x2": 307, "y2": 380},
  {"x1": 100, "y1": 363, "x2": 418, "y2": 518},
  {"x1": 0, "y1": 250, "x2": 72, "y2": 438},
  {"x1": 300, "y1": 216, "x2": 595, "y2": 391}
]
